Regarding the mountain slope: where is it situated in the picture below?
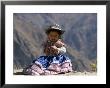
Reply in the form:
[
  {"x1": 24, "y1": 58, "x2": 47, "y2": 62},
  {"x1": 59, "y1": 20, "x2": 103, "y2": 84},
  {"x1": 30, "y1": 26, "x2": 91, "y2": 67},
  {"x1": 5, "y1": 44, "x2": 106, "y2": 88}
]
[{"x1": 13, "y1": 13, "x2": 97, "y2": 72}]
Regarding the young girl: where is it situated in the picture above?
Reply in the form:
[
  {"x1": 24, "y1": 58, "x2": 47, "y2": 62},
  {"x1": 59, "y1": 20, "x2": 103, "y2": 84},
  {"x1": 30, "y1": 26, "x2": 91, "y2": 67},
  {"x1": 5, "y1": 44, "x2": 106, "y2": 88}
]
[{"x1": 23, "y1": 24, "x2": 73, "y2": 75}]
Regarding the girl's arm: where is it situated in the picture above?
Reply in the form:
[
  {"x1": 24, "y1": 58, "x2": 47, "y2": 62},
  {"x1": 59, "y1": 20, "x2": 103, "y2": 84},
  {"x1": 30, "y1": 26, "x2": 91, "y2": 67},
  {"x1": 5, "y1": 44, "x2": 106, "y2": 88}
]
[
  {"x1": 57, "y1": 46, "x2": 66, "y2": 54},
  {"x1": 51, "y1": 46, "x2": 66, "y2": 55},
  {"x1": 55, "y1": 39, "x2": 66, "y2": 54},
  {"x1": 44, "y1": 47, "x2": 50, "y2": 55},
  {"x1": 42, "y1": 41, "x2": 50, "y2": 55}
]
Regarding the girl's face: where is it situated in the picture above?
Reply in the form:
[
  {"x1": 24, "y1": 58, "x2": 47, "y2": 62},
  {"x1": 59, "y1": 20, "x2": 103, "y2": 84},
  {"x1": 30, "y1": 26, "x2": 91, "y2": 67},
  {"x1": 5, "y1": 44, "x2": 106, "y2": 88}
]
[{"x1": 48, "y1": 31, "x2": 60, "y2": 42}]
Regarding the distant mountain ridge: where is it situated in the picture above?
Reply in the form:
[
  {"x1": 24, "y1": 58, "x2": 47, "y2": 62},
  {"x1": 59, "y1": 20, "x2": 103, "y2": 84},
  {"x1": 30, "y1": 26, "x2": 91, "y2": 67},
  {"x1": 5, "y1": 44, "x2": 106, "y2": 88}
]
[{"x1": 14, "y1": 13, "x2": 97, "y2": 72}]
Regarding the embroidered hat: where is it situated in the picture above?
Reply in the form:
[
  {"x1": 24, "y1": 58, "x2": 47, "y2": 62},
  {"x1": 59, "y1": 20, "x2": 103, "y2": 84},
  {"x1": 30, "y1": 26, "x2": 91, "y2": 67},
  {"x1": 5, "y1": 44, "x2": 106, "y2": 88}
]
[{"x1": 45, "y1": 24, "x2": 65, "y2": 35}]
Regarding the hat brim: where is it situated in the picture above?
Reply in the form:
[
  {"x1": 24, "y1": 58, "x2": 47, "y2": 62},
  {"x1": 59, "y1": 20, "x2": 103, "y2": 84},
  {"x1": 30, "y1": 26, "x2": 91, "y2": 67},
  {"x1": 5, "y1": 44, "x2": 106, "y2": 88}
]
[{"x1": 45, "y1": 28, "x2": 65, "y2": 35}]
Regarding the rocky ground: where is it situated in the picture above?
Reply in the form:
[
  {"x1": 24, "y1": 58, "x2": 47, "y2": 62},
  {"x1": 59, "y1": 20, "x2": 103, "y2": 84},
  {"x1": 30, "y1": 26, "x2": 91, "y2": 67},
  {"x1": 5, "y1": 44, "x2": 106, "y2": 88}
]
[{"x1": 14, "y1": 69, "x2": 97, "y2": 76}]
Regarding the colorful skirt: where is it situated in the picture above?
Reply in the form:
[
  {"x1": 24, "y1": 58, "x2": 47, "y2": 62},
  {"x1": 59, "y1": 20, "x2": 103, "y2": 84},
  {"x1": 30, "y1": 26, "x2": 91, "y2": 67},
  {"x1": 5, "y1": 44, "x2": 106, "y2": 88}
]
[{"x1": 23, "y1": 54, "x2": 73, "y2": 75}]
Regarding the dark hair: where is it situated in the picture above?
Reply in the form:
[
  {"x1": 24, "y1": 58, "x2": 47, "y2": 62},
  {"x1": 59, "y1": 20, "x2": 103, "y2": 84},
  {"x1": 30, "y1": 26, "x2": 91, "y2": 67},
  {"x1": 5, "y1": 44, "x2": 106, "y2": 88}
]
[{"x1": 46, "y1": 29, "x2": 64, "y2": 35}]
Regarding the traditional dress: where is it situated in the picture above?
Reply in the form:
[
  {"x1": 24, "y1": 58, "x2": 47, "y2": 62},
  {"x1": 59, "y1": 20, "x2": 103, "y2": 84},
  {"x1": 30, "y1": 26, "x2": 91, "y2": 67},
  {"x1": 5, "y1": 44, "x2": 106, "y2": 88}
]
[{"x1": 23, "y1": 39, "x2": 73, "y2": 75}]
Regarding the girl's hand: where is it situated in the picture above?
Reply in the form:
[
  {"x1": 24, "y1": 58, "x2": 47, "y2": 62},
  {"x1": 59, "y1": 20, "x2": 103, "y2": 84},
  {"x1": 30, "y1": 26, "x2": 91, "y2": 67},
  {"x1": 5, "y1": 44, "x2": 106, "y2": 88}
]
[
  {"x1": 51, "y1": 46, "x2": 58, "y2": 50},
  {"x1": 55, "y1": 40, "x2": 65, "y2": 48},
  {"x1": 51, "y1": 46, "x2": 59, "y2": 54}
]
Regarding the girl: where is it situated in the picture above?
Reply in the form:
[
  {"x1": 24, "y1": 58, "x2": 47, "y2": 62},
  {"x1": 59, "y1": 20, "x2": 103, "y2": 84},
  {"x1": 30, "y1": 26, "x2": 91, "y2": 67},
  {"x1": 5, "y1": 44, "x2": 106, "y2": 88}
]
[{"x1": 23, "y1": 24, "x2": 73, "y2": 75}]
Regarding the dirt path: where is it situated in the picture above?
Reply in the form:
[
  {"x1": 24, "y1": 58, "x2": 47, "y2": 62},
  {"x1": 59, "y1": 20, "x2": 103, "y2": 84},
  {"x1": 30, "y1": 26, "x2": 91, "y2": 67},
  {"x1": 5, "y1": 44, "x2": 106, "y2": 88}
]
[{"x1": 14, "y1": 69, "x2": 96, "y2": 76}]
